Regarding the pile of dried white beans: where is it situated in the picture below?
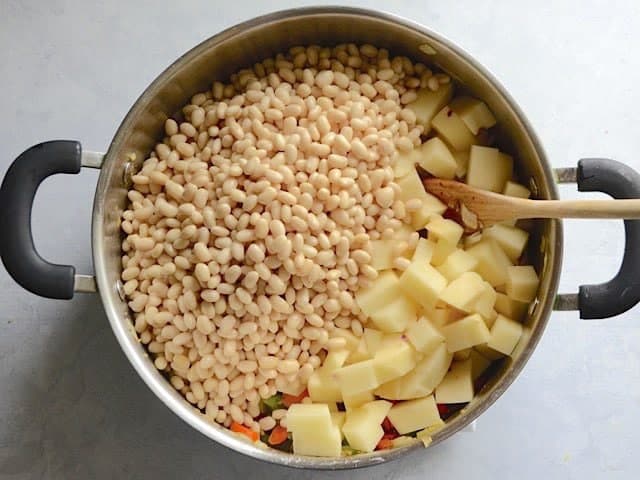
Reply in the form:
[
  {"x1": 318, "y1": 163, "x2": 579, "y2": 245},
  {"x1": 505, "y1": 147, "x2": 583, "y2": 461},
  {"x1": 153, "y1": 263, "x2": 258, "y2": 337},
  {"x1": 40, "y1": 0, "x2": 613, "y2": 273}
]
[{"x1": 120, "y1": 43, "x2": 448, "y2": 434}]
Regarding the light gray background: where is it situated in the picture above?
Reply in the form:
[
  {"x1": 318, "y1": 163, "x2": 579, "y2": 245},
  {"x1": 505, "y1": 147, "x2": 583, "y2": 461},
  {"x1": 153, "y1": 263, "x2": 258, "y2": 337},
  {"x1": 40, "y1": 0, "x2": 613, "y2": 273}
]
[{"x1": 1, "y1": 0, "x2": 639, "y2": 478}]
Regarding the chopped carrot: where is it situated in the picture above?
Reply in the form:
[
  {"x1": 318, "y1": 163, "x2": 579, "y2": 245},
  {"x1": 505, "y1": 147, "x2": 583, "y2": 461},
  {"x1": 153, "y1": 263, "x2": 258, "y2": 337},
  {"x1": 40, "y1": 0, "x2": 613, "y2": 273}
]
[
  {"x1": 282, "y1": 389, "x2": 308, "y2": 407},
  {"x1": 230, "y1": 421, "x2": 259, "y2": 442},
  {"x1": 376, "y1": 438, "x2": 395, "y2": 450},
  {"x1": 268, "y1": 425, "x2": 289, "y2": 445},
  {"x1": 382, "y1": 432, "x2": 399, "y2": 440}
]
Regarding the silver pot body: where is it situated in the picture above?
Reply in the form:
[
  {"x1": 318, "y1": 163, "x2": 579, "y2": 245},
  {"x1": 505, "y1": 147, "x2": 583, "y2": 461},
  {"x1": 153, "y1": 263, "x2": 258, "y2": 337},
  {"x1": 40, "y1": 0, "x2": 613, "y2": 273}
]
[{"x1": 91, "y1": 7, "x2": 561, "y2": 469}]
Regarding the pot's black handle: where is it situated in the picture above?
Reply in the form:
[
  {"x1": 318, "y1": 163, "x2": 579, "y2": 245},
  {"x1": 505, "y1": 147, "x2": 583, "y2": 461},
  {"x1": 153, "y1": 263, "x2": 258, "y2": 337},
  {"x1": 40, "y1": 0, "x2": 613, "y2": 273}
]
[
  {"x1": 0, "y1": 140, "x2": 82, "y2": 299},
  {"x1": 576, "y1": 158, "x2": 640, "y2": 318}
]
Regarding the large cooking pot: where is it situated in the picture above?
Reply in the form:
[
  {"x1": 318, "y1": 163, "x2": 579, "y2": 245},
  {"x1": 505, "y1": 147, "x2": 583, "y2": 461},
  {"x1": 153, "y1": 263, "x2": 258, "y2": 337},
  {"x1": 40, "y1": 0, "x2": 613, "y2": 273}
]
[{"x1": 2, "y1": 6, "x2": 640, "y2": 470}]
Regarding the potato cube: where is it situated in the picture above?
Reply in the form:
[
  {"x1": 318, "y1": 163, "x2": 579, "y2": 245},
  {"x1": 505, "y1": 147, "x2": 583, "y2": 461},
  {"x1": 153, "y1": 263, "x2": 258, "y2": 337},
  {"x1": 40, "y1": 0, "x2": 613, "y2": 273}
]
[
  {"x1": 370, "y1": 294, "x2": 418, "y2": 333},
  {"x1": 427, "y1": 216, "x2": 464, "y2": 245},
  {"x1": 487, "y1": 314, "x2": 523, "y2": 356},
  {"x1": 412, "y1": 238, "x2": 436, "y2": 265},
  {"x1": 494, "y1": 292, "x2": 529, "y2": 321},
  {"x1": 431, "y1": 238, "x2": 457, "y2": 266},
  {"x1": 331, "y1": 411, "x2": 346, "y2": 431},
  {"x1": 470, "y1": 349, "x2": 492, "y2": 380},
  {"x1": 435, "y1": 359, "x2": 474, "y2": 403},
  {"x1": 483, "y1": 224, "x2": 529, "y2": 261},
  {"x1": 396, "y1": 169, "x2": 446, "y2": 229},
  {"x1": 503, "y1": 181, "x2": 531, "y2": 199},
  {"x1": 418, "y1": 137, "x2": 458, "y2": 179},
  {"x1": 394, "y1": 149, "x2": 421, "y2": 179},
  {"x1": 375, "y1": 343, "x2": 452, "y2": 400},
  {"x1": 345, "y1": 338, "x2": 371, "y2": 364},
  {"x1": 370, "y1": 240, "x2": 395, "y2": 271},
  {"x1": 399, "y1": 261, "x2": 448, "y2": 309},
  {"x1": 426, "y1": 306, "x2": 462, "y2": 329},
  {"x1": 407, "y1": 84, "x2": 453, "y2": 131},
  {"x1": 474, "y1": 343, "x2": 504, "y2": 361},
  {"x1": 439, "y1": 271, "x2": 486, "y2": 312},
  {"x1": 323, "y1": 349, "x2": 350, "y2": 372},
  {"x1": 373, "y1": 338, "x2": 418, "y2": 383},
  {"x1": 287, "y1": 403, "x2": 334, "y2": 432},
  {"x1": 453, "y1": 150, "x2": 469, "y2": 178},
  {"x1": 363, "y1": 328, "x2": 384, "y2": 355},
  {"x1": 308, "y1": 371, "x2": 342, "y2": 403},
  {"x1": 468, "y1": 281, "x2": 497, "y2": 319},
  {"x1": 453, "y1": 348, "x2": 472, "y2": 361},
  {"x1": 289, "y1": 408, "x2": 342, "y2": 457},
  {"x1": 387, "y1": 395, "x2": 441, "y2": 434},
  {"x1": 505, "y1": 265, "x2": 539, "y2": 302},
  {"x1": 437, "y1": 249, "x2": 479, "y2": 281},
  {"x1": 432, "y1": 106, "x2": 476, "y2": 151},
  {"x1": 342, "y1": 390, "x2": 375, "y2": 410},
  {"x1": 450, "y1": 96, "x2": 497, "y2": 135},
  {"x1": 467, "y1": 145, "x2": 513, "y2": 193},
  {"x1": 335, "y1": 359, "x2": 380, "y2": 396},
  {"x1": 355, "y1": 271, "x2": 401, "y2": 317},
  {"x1": 342, "y1": 400, "x2": 392, "y2": 452},
  {"x1": 466, "y1": 239, "x2": 513, "y2": 287},
  {"x1": 405, "y1": 317, "x2": 445, "y2": 354},
  {"x1": 442, "y1": 313, "x2": 491, "y2": 352}
]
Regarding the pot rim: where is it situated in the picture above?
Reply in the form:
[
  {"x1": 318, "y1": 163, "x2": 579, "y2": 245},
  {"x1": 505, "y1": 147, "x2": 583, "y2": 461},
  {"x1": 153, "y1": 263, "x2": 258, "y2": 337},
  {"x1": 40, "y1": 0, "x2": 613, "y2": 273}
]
[{"x1": 92, "y1": 6, "x2": 562, "y2": 469}]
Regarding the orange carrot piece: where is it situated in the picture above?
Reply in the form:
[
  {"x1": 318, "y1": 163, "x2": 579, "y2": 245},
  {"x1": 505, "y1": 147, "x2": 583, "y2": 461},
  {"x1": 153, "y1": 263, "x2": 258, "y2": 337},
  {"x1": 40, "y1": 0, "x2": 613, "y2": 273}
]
[
  {"x1": 230, "y1": 421, "x2": 259, "y2": 442},
  {"x1": 282, "y1": 389, "x2": 308, "y2": 407},
  {"x1": 376, "y1": 438, "x2": 394, "y2": 450},
  {"x1": 268, "y1": 425, "x2": 289, "y2": 445}
]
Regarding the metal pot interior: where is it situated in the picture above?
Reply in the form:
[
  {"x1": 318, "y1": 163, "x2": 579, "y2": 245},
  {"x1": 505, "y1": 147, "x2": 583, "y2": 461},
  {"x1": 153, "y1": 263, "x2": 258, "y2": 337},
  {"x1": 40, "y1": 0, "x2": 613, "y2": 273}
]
[{"x1": 92, "y1": 7, "x2": 562, "y2": 469}]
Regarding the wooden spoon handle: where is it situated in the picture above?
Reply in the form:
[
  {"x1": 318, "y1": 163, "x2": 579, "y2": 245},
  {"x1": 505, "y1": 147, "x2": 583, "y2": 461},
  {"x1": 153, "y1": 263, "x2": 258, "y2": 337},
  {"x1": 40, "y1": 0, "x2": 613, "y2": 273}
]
[{"x1": 515, "y1": 198, "x2": 640, "y2": 220}]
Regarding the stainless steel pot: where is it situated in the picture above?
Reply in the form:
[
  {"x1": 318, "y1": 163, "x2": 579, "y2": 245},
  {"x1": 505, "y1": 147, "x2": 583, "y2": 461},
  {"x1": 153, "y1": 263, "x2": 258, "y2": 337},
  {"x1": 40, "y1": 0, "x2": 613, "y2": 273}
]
[{"x1": 2, "y1": 6, "x2": 640, "y2": 470}]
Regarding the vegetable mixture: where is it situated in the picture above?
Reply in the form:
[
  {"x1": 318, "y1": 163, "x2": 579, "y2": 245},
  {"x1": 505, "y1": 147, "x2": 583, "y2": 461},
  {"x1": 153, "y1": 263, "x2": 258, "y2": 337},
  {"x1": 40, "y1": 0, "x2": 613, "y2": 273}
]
[{"x1": 120, "y1": 42, "x2": 539, "y2": 457}]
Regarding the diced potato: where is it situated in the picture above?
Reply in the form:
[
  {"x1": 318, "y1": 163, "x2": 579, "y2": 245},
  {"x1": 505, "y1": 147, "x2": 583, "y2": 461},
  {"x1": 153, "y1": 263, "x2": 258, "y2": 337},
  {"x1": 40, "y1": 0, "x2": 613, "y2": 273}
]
[
  {"x1": 396, "y1": 169, "x2": 447, "y2": 229},
  {"x1": 346, "y1": 339, "x2": 371, "y2": 364},
  {"x1": 287, "y1": 403, "x2": 334, "y2": 432},
  {"x1": 437, "y1": 249, "x2": 479, "y2": 281},
  {"x1": 399, "y1": 261, "x2": 448, "y2": 309},
  {"x1": 407, "y1": 84, "x2": 454, "y2": 131},
  {"x1": 308, "y1": 371, "x2": 342, "y2": 403},
  {"x1": 330, "y1": 329, "x2": 360, "y2": 352},
  {"x1": 427, "y1": 216, "x2": 464, "y2": 245},
  {"x1": 394, "y1": 148, "x2": 422, "y2": 179},
  {"x1": 453, "y1": 151, "x2": 469, "y2": 178},
  {"x1": 494, "y1": 292, "x2": 529, "y2": 321},
  {"x1": 464, "y1": 231, "x2": 483, "y2": 248},
  {"x1": 505, "y1": 265, "x2": 539, "y2": 302},
  {"x1": 335, "y1": 359, "x2": 380, "y2": 396},
  {"x1": 412, "y1": 238, "x2": 436, "y2": 265},
  {"x1": 363, "y1": 328, "x2": 384, "y2": 354},
  {"x1": 468, "y1": 280, "x2": 497, "y2": 319},
  {"x1": 503, "y1": 181, "x2": 531, "y2": 199},
  {"x1": 375, "y1": 343, "x2": 452, "y2": 400},
  {"x1": 470, "y1": 349, "x2": 492, "y2": 380},
  {"x1": 387, "y1": 395, "x2": 441, "y2": 434},
  {"x1": 373, "y1": 337, "x2": 418, "y2": 383},
  {"x1": 487, "y1": 314, "x2": 523, "y2": 356},
  {"x1": 449, "y1": 96, "x2": 497, "y2": 135},
  {"x1": 466, "y1": 239, "x2": 513, "y2": 287},
  {"x1": 355, "y1": 271, "x2": 401, "y2": 317},
  {"x1": 439, "y1": 271, "x2": 486, "y2": 312},
  {"x1": 370, "y1": 294, "x2": 419, "y2": 333},
  {"x1": 432, "y1": 106, "x2": 476, "y2": 151},
  {"x1": 475, "y1": 343, "x2": 504, "y2": 361},
  {"x1": 453, "y1": 348, "x2": 472, "y2": 361},
  {"x1": 327, "y1": 402, "x2": 338, "y2": 412},
  {"x1": 466, "y1": 145, "x2": 513, "y2": 193},
  {"x1": 370, "y1": 240, "x2": 395, "y2": 271},
  {"x1": 427, "y1": 306, "x2": 464, "y2": 329},
  {"x1": 481, "y1": 309, "x2": 499, "y2": 329},
  {"x1": 431, "y1": 238, "x2": 457, "y2": 266},
  {"x1": 331, "y1": 411, "x2": 346, "y2": 431},
  {"x1": 405, "y1": 317, "x2": 445, "y2": 354},
  {"x1": 342, "y1": 400, "x2": 392, "y2": 452},
  {"x1": 483, "y1": 224, "x2": 529, "y2": 261},
  {"x1": 343, "y1": 390, "x2": 375, "y2": 410},
  {"x1": 323, "y1": 350, "x2": 350, "y2": 372},
  {"x1": 418, "y1": 137, "x2": 458, "y2": 179},
  {"x1": 435, "y1": 359, "x2": 474, "y2": 404},
  {"x1": 392, "y1": 436, "x2": 420, "y2": 448},
  {"x1": 442, "y1": 313, "x2": 491, "y2": 352}
]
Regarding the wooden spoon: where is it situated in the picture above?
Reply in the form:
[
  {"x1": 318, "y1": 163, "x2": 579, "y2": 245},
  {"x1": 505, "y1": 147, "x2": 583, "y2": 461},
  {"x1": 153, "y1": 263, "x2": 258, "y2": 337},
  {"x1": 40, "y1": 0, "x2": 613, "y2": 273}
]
[{"x1": 423, "y1": 178, "x2": 640, "y2": 232}]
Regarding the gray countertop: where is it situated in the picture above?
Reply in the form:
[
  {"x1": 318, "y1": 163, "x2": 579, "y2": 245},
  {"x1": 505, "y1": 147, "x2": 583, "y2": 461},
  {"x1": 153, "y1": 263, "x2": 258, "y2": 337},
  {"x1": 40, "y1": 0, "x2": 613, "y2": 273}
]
[{"x1": 1, "y1": 0, "x2": 639, "y2": 478}]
